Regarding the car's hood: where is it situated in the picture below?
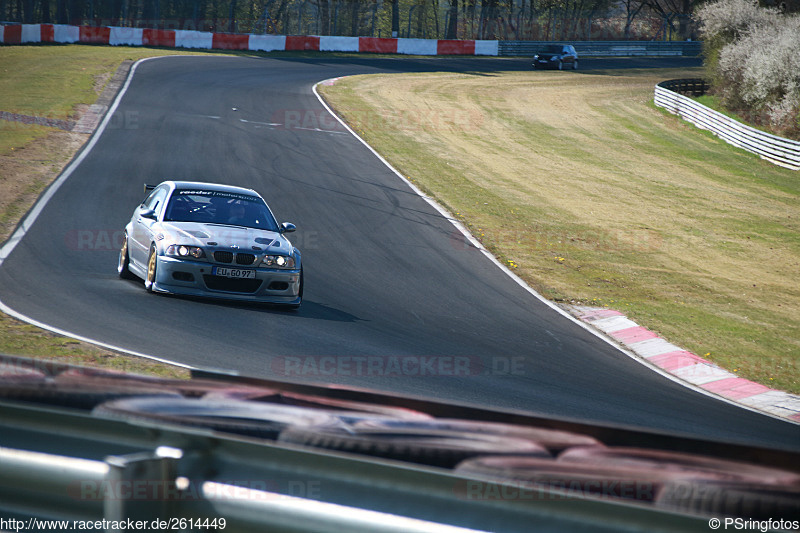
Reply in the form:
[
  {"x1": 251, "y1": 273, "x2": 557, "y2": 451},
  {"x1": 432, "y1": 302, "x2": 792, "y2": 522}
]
[{"x1": 158, "y1": 221, "x2": 292, "y2": 253}]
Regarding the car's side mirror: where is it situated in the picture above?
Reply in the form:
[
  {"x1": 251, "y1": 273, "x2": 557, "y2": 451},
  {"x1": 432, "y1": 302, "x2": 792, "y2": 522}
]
[
  {"x1": 140, "y1": 208, "x2": 157, "y2": 220},
  {"x1": 280, "y1": 222, "x2": 296, "y2": 234}
]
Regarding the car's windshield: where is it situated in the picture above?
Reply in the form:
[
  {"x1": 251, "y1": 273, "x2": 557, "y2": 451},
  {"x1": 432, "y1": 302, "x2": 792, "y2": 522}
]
[
  {"x1": 164, "y1": 189, "x2": 279, "y2": 231},
  {"x1": 542, "y1": 45, "x2": 563, "y2": 53}
]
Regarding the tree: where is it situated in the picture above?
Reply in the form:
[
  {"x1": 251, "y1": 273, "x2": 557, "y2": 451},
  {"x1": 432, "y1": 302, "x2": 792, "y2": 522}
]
[
  {"x1": 446, "y1": 0, "x2": 458, "y2": 38},
  {"x1": 696, "y1": 0, "x2": 800, "y2": 137},
  {"x1": 622, "y1": 0, "x2": 648, "y2": 39},
  {"x1": 645, "y1": 0, "x2": 696, "y2": 39}
]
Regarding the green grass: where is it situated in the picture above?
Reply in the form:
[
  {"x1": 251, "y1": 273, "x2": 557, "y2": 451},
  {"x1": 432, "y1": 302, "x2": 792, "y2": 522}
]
[
  {"x1": 0, "y1": 45, "x2": 223, "y2": 156},
  {"x1": 0, "y1": 311, "x2": 189, "y2": 378},
  {"x1": 0, "y1": 43, "x2": 407, "y2": 376},
  {"x1": 0, "y1": 45, "x2": 216, "y2": 377},
  {"x1": 1, "y1": 47, "x2": 798, "y2": 391},
  {"x1": 321, "y1": 69, "x2": 800, "y2": 394},
  {"x1": 0, "y1": 45, "x2": 449, "y2": 156}
]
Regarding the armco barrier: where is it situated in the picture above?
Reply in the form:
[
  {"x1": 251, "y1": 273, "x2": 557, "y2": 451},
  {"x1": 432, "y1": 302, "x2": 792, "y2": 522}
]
[
  {"x1": 654, "y1": 79, "x2": 800, "y2": 170},
  {"x1": 0, "y1": 23, "x2": 498, "y2": 56},
  {"x1": 360, "y1": 37, "x2": 397, "y2": 54},
  {"x1": 213, "y1": 32, "x2": 249, "y2": 50},
  {"x1": 143, "y1": 28, "x2": 175, "y2": 48},
  {"x1": 499, "y1": 40, "x2": 701, "y2": 57}
]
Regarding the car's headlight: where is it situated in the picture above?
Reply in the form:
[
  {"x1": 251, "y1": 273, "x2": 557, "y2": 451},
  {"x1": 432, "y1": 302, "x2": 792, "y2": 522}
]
[
  {"x1": 261, "y1": 255, "x2": 295, "y2": 269},
  {"x1": 166, "y1": 245, "x2": 205, "y2": 259}
]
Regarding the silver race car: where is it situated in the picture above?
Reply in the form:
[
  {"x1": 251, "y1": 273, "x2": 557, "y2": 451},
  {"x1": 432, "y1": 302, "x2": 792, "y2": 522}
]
[{"x1": 118, "y1": 181, "x2": 302, "y2": 309}]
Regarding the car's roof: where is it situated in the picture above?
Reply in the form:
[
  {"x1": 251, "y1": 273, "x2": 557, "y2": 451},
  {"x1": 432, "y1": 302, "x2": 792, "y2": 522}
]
[{"x1": 167, "y1": 180, "x2": 261, "y2": 197}]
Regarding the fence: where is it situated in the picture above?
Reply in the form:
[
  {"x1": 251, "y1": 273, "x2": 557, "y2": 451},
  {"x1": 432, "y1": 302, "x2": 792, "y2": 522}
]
[
  {"x1": 0, "y1": 23, "x2": 703, "y2": 59},
  {"x1": 499, "y1": 40, "x2": 702, "y2": 57},
  {"x1": 654, "y1": 79, "x2": 800, "y2": 170},
  {"x1": 0, "y1": 23, "x2": 499, "y2": 55}
]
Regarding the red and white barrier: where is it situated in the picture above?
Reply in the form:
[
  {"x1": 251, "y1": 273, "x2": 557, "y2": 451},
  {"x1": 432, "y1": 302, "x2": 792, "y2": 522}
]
[
  {"x1": 320, "y1": 36, "x2": 358, "y2": 52},
  {"x1": 0, "y1": 23, "x2": 499, "y2": 56}
]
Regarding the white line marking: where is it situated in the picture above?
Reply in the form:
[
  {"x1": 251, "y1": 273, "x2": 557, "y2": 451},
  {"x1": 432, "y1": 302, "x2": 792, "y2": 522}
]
[
  {"x1": 239, "y1": 118, "x2": 282, "y2": 126},
  {"x1": 239, "y1": 118, "x2": 347, "y2": 135},
  {"x1": 0, "y1": 55, "x2": 199, "y2": 371},
  {"x1": 295, "y1": 126, "x2": 348, "y2": 135},
  {"x1": 0, "y1": 56, "x2": 153, "y2": 265},
  {"x1": 0, "y1": 299, "x2": 193, "y2": 369},
  {"x1": 312, "y1": 77, "x2": 795, "y2": 425},
  {"x1": 0, "y1": 56, "x2": 793, "y2": 424}
]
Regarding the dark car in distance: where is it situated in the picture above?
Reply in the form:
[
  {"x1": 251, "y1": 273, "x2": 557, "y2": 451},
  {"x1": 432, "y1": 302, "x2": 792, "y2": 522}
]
[{"x1": 533, "y1": 44, "x2": 579, "y2": 70}]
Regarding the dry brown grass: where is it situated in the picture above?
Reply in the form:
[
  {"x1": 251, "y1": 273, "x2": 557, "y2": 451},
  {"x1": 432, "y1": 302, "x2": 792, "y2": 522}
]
[
  {"x1": 0, "y1": 129, "x2": 88, "y2": 242},
  {"x1": 322, "y1": 67, "x2": 800, "y2": 393}
]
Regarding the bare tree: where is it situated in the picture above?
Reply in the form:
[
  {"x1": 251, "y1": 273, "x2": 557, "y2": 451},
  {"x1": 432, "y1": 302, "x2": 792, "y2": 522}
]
[
  {"x1": 645, "y1": 0, "x2": 695, "y2": 39},
  {"x1": 446, "y1": 0, "x2": 458, "y2": 38},
  {"x1": 622, "y1": 0, "x2": 647, "y2": 38}
]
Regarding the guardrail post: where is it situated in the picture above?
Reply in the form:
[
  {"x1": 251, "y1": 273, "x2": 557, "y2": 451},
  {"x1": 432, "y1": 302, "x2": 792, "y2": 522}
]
[{"x1": 104, "y1": 448, "x2": 183, "y2": 530}]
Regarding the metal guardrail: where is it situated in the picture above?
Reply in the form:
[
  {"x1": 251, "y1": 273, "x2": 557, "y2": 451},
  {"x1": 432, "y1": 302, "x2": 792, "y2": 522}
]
[
  {"x1": 499, "y1": 40, "x2": 702, "y2": 57},
  {"x1": 2, "y1": 353, "x2": 784, "y2": 533},
  {"x1": 654, "y1": 79, "x2": 800, "y2": 171},
  {"x1": 657, "y1": 78, "x2": 709, "y2": 96},
  {"x1": 0, "y1": 398, "x2": 713, "y2": 532}
]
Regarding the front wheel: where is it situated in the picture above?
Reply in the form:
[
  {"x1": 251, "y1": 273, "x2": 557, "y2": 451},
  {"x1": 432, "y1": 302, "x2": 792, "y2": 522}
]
[
  {"x1": 118, "y1": 234, "x2": 135, "y2": 280},
  {"x1": 145, "y1": 245, "x2": 158, "y2": 292}
]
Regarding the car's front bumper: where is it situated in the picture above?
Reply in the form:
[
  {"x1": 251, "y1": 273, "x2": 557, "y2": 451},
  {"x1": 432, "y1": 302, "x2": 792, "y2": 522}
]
[
  {"x1": 151, "y1": 256, "x2": 301, "y2": 305},
  {"x1": 533, "y1": 59, "x2": 561, "y2": 69}
]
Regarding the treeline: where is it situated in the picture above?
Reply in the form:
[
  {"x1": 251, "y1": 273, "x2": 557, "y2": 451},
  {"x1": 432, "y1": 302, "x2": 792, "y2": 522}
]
[
  {"x1": 0, "y1": 0, "x2": 698, "y2": 40},
  {"x1": 697, "y1": 0, "x2": 800, "y2": 138}
]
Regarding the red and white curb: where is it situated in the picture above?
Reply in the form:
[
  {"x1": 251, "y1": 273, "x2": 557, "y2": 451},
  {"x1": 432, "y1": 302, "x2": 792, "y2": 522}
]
[
  {"x1": 570, "y1": 306, "x2": 800, "y2": 423},
  {"x1": 0, "y1": 23, "x2": 499, "y2": 56}
]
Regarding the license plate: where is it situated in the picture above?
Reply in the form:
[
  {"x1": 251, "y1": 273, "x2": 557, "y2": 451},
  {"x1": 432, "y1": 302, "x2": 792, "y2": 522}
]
[{"x1": 212, "y1": 267, "x2": 256, "y2": 279}]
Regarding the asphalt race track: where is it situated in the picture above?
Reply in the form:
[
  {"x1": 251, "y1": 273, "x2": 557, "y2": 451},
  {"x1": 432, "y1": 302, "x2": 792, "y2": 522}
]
[{"x1": 1, "y1": 55, "x2": 798, "y2": 450}]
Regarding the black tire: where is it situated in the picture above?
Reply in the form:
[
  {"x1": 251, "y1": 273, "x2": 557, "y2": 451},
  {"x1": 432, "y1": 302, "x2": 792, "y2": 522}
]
[
  {"x1": 145, "y1": 244, "x2": 157, "y2": 292},
  {"x1": 0, "y1": 375, "x2": 181, "y2": 411},
  {"x1": 454, "y1": 455, "x2": 683, "y2": 502},
  {"x1": 356, "y1": 418, "x2": 601, "y2": 453},
  {"x1": 203, "y1": 388, "x2": 433, "y2": 420},
  {"x1": 93, "y1": 396, "x2": 338, "y2": 440},
  {"x1": 656, "y1": 481, "x2": 800, "y2": 520},
  {"x1": 0, "y1": 365, "x2": 46, "y2": 380},
  {"x1": 56, "y1": 368, "x2": 258, "y2": 399},
  {"x1": 557, "y1": 447, "x2": 800, "y2": 485},
  {"x1": 117, "y1": 233, "x2": 136, "y2": 280},
  {"x1": 278, "y1": 423, "x2": 551, "y2": 468}
]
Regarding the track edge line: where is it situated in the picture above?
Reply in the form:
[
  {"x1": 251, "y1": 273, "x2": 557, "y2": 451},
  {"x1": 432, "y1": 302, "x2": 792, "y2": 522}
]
[{"x1": 311, "y1": 76, "x2": 798, "y2": 427}]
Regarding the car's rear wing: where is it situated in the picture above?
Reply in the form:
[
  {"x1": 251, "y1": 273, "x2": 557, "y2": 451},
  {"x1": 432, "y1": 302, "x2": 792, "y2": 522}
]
[{"x1": 144, "y1": 183, "x2": 157, "y2": 193}]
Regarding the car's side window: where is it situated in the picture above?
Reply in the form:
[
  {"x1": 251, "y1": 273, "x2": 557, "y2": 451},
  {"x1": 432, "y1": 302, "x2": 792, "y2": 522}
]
[
  {"x1": 141, "y1": 190, "x2": 156, "y2": 207},
  {"x1": 144, "y1": 187, "x2": 168, "y2": 214}
]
